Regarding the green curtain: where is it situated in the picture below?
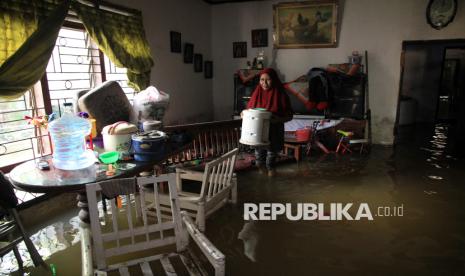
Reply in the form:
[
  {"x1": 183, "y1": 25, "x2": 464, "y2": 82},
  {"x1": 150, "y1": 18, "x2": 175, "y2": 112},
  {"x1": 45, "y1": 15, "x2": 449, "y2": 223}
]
[
  {"x1": 71, "y1": 2, "x2": 154, "y2": 91},
  {"x1": 0, "y1": 0, "x2": 69, "y2": 99}
]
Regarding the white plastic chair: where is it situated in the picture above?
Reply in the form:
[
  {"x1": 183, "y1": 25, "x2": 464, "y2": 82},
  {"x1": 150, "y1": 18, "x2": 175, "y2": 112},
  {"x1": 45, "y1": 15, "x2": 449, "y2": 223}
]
[
  {"x1": 146, "y1": 148, "x2": 238, "y2": 232},
  {"x1": 86, "y1": 174, "x2": 225, "y2": 275}
]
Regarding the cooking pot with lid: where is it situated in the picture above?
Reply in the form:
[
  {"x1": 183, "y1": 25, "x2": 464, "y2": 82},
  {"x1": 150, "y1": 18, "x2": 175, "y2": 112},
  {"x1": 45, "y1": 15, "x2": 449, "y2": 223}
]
[{"x1": 132, "y1": 131, "x2": 167, "y2": 162}]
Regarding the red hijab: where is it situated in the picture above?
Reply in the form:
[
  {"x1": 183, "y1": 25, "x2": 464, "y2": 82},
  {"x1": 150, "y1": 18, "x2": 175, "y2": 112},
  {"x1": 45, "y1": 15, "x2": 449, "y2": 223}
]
[{"x1": 247, "y1": 68, "x2": 292, "y2": 116}]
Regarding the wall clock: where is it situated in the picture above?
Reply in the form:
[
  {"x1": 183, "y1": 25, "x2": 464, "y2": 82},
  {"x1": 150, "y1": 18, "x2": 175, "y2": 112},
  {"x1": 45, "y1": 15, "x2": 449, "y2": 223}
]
[{"x1": 426, "y1": 0, "x2": 458, "y2": 30}]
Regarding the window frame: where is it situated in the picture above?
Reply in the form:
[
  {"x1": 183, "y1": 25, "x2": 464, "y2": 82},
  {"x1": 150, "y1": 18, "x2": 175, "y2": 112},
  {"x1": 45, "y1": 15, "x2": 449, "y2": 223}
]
[
  {"x1": 0, "y1": 22, "x2": 109, "y2": 173},
  {"x1": 1, "y1": 1, "x2": 141, "y2": 208}
]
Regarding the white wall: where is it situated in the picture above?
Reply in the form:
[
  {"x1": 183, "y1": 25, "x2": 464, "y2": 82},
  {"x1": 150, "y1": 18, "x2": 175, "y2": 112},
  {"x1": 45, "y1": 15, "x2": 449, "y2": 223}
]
[
  {"x1": 109, "y1": 0, "x2": 213, "y2": 125},
  {"x1": 211, "y1": 0, "x2": 465, "y2": 144}
]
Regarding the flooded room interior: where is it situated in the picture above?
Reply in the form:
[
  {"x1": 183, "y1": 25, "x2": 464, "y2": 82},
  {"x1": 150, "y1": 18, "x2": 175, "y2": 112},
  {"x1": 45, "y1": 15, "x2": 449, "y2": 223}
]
[{"x1": 1, "y1": 0, "x2": 465, "y2": 275}]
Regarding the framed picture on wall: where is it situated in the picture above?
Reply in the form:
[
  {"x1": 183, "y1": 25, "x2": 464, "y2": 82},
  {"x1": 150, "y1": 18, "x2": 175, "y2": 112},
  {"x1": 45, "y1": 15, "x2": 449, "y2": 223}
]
[
  {"x1": 184, "y1": 43, "x2": 194, "y2": 63},
  {"x1": 233, "y1": 42, "x2": 247, "y2": 58},
  {"x1": 170, "y1": 31, "x2": 181, "y2": 53},
  {"x1": 204, "y1": 61, "x2": 213, "y2": 78},
  {"x1": 252, "y1": 29, "x2": 268, "y2": 48},
  {"x1": 194, "y1": 54, "x2": 203, "y2": 72},
  {"x1": 273, "y1": 0, "x2": 339, "y2": 48}
]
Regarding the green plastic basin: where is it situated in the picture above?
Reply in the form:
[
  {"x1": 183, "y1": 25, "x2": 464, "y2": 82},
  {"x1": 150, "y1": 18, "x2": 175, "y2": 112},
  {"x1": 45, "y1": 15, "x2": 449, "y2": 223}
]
[{"x1": 99, "y1": 151, "x2": 119, "y2": 164}]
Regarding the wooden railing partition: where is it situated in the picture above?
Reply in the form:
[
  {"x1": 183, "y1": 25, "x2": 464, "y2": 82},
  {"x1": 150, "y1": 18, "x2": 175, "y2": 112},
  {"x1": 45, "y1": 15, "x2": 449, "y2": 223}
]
[{"x1": 163, "y1": 119, "x2": 242, "y2": 165}]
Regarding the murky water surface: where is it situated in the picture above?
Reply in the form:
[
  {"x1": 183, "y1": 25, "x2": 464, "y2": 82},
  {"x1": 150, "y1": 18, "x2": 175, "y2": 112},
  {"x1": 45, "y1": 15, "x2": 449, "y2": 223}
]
[{"x1": 2, "y1": 124, "x2": 465, "y2": 275}]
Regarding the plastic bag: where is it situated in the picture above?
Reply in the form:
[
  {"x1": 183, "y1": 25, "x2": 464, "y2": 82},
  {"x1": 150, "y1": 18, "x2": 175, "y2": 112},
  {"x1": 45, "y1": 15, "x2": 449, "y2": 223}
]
[{"x1": 132, "y1": 86, "x2": 169, "y2": 125}]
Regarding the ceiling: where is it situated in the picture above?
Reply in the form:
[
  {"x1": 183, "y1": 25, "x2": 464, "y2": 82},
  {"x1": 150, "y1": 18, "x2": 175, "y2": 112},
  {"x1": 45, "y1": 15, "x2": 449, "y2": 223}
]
[{"x1": 203, "y1": 0, "x2": 267, "y2": 4}]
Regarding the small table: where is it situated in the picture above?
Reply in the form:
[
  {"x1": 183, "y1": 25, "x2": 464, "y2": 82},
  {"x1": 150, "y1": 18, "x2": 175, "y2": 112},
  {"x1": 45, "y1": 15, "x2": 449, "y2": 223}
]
[
  {"x1": 8, "y1": 142, "x2": 190, "y2": 276},
  {"x1": 284, "y1": 136, "x2": 331, "y2": 161},
  {"x1": 9, "y1": 156, "x2": 164, "y2": 221},
  {"x1": 8, "y1": 158, "x2": 113, "y2": 275},
  {"x1": 283, "y1": 138, "x2": 306, "y2": 162}
]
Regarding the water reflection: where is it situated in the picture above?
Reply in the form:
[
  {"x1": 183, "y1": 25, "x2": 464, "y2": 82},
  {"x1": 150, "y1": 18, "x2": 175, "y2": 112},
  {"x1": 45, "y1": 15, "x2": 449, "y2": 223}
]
[
  {"x1": 422, "y1": 123, "x2": 451, "y2": 170},
  {"x1": 207, "y1": 123, "x2": 464, "y2": 275},
  {"x1": 238, "y1": 221, "x2": 259, "y2": 262},
  {"x1": 2, "y1": 122, "x2": 465, "y2": 275},
  {"x1": 0, "y1": 214, "x2": 80, "y2": 275}
]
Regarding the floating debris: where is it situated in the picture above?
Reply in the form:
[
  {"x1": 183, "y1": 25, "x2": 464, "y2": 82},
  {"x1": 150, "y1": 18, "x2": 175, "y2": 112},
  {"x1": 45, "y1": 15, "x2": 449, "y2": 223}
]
[
  {"x1": 424, "y1": 190, "x2": 437, "y2": 195},
  {"x1": 428, "y1": 175, "x2": 443, "y2": 180}
]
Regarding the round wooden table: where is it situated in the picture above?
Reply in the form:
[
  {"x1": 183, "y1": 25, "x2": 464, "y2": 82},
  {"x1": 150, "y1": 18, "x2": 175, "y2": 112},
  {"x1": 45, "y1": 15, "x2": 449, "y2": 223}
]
[
  {"x1": 9, "y1": 156, "x2": 127, "y2": 222},
  {"x1": 9, "y1": 141, "x2": 190, "y2": 222},
  {"x1": 8, "y1": 140, "x2": 191, "y2": 276},
  {"x1": 9, "y1": 156, "x2": 111, "y2": 276}
]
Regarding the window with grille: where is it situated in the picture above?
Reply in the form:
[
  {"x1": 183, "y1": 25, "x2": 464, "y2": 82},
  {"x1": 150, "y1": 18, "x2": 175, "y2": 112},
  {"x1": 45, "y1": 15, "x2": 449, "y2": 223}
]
[{"x1": 0, "y1": 26, "x2": 135, "y2": 203}]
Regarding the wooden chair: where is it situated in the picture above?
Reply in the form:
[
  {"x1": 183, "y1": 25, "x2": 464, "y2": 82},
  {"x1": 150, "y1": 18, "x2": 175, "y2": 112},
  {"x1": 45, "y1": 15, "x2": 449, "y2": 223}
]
[
  {"x1": 0, "y1": 172, "x2": 45, "y2": 271},
  {"x1": 86, "y1": 174, "x2": 225, "y2": 275},
  {"x1": 147, "y1": 148, "x2": 238, "y2": 232}
]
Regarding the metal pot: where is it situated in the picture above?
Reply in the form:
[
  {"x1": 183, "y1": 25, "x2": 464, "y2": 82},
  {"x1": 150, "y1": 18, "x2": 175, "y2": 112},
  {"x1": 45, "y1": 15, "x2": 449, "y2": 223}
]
[{"x1": 131, "y1": 131, "x2": 167, "y2": 162}]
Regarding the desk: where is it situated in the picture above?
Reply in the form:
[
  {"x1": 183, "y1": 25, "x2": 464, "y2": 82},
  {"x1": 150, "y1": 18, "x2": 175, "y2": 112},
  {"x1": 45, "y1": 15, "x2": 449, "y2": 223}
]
[
  {"x1": 285, "y1": 118, "x2": 342, "y2": 132},
  {"x1": 8, "y1": 141, "x2": 189, "y2": 276}
]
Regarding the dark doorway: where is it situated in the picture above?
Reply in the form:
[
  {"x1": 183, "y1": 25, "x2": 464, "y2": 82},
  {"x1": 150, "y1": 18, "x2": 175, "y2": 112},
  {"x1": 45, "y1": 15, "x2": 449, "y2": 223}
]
[
  {"x1": 436, "y1": 48, "x2": 465, "y2": 122},
  {"x1": 394, "y1": 39, "x2": 465, "y2": 155}
]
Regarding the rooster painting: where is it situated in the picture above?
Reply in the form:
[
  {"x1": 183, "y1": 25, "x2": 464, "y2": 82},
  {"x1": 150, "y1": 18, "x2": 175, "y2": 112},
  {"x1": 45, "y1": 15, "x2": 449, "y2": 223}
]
[{"x1": 275, "y1": 2, "x2": 337, "y2": 48}]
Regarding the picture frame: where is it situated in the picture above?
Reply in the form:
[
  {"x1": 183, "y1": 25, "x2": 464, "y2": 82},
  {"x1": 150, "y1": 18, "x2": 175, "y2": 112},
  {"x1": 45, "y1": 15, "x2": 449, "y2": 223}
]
[
  {"x1": 170, "y1": 31, "x2": 181, "y2": 53},
  {"x1": 204, "y1": 61, "x2": 213, "y2": 79},
  {"x1": 233, "y1": 42, "x2": 247, "y2": 58},
  {"x1": 194, "y1": 54, "x2": 203, "y2": 72},
  {"x1": 183, "y1": 43, "x2": 194, "y2": 63},
  {"x1": 252, "y1": 29, "x2": 268, "y2": 48},
  {"x1": 273, "y1": 0, "x2": 339, "y2": 49}
]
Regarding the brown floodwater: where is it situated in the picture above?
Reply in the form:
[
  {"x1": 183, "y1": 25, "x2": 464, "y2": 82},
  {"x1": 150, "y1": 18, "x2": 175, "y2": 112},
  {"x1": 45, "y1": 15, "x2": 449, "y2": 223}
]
[{"x1": 2, "y1": 123, "x2": 465, "y2": 275}]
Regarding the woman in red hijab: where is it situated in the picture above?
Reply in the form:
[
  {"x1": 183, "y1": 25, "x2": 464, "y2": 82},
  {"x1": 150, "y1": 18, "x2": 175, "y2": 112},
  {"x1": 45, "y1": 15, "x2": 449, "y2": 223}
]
[{"x1": 244, "y1": 68, "x2": 293, "y2": 176}]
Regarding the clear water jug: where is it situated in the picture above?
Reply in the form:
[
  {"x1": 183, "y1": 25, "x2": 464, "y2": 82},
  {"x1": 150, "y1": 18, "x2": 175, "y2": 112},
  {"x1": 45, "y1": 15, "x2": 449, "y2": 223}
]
[{"x1": 48, "y1": 103, "x2": 95, "y2": 170}]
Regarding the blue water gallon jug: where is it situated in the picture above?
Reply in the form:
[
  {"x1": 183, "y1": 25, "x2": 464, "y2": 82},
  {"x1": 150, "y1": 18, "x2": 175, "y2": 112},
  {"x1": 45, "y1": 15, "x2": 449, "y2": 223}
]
[{"x1": 48, "y1": 103, "x2": 95, "y2": 170}]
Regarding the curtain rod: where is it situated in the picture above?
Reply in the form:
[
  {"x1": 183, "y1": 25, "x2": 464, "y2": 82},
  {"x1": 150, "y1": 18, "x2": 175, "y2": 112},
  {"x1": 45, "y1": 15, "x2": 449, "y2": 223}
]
[{"x1": 75, "y1": 0, "x2": 142, "y2": 17}]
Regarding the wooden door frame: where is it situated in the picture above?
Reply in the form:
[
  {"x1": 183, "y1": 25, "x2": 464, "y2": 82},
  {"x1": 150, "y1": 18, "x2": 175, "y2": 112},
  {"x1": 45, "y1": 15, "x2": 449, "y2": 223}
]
[{"x1": 393, "y1": 39, "x2": 465, "y2": 145}]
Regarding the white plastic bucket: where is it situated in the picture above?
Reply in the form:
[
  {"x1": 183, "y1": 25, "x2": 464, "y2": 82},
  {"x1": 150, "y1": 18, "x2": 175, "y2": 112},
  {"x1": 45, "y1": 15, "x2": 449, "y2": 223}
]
[
  {"x1": 102, "y1": 133, "x2": 132, "y2": 152},
  {"x1": 239, "y1": 108, "x2": 271, "y2": 146}
]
